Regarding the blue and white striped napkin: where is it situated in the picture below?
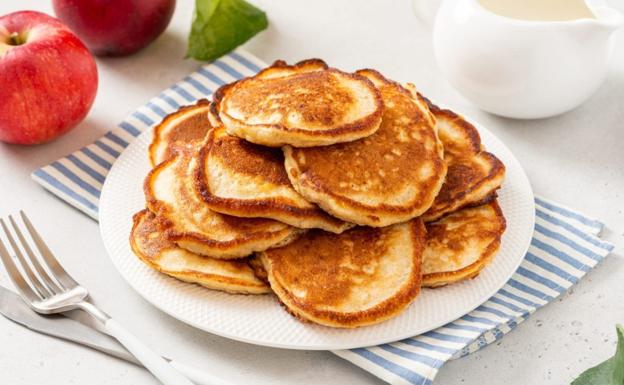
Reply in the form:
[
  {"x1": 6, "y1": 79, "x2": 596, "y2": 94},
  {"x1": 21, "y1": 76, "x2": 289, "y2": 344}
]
[{"x1": 31, "y1": 49, "x2": 614, "y2": 385}]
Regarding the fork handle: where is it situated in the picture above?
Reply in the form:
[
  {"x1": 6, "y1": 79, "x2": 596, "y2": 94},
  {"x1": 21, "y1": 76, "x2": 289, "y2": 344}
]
[{"x1": 105, "y1": 318, "x2": 194, "y2": 385}]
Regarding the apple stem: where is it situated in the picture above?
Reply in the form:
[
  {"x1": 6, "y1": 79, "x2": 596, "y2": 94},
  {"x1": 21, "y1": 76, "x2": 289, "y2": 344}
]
[{"x1": 8, "y1": 32, "x2": 24, "y2": 46}]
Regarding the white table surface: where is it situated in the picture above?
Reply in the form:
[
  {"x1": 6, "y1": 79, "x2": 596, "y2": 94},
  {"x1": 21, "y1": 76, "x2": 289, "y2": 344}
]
[{"x1": 1, "y1": 1, "x2": 623, "y2": 384}]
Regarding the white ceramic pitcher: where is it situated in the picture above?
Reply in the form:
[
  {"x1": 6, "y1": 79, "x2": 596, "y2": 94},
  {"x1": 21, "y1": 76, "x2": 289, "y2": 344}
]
[{"x1": 413, "y1": 0, "x2": 624, "y2": 119}]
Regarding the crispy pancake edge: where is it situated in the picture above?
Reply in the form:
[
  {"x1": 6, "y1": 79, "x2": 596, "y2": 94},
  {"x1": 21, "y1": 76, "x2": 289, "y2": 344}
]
[
  {"x1": 208, "y1": 101, "x2": 223, "y2": 126},
  {"x1": 419, "y1": 96, "x2": 506, "y2": 222},
  {"x1": 216, "y1": 59, "x2": 384, "y2": 147},
  {"x1": 247, "y1": 255, "x2": 269, "y2": 285},
  {"x1": 422, "y1": 200, "x2": 507, "y2": 288},
  {"x1": 194, "y1": 127, "x2": 353, "y2": 233},
  {"x1": 259, "y1": 219, "x2": 426, "y2": 328},
  {"x1": 418, "y1": 95, "x2": 482, "y2": 155},
  {"x1": 148, "y1": 99, "x2": 212, "y2": 166},
  {"x1": 143, "y1": 154, "x2": 301, "y2": 259},
  {"x1": 130, "y1": 210, "x2": 270, "y2": 294},
  {"x1": 283, "y1": 70, "x2": 447, "y2": 227},
  {"x1": 423, "y1": 152, "x2": 505, "y2": 222}
]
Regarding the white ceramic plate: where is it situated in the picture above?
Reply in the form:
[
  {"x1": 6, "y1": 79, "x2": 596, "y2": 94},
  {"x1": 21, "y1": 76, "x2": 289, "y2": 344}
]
[{"x1": 99, "y1": 118, "x2": 534, "y2": 350}]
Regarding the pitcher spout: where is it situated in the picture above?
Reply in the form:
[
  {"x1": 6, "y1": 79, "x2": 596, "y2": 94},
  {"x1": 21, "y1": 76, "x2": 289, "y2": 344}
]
[{"x1": 590, "y1": 4, "x2": 624, "y2": 32}]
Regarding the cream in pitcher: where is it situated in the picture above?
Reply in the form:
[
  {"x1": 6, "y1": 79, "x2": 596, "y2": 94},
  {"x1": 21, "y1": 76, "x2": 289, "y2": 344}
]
[
  {"x1": 478, "y1": 0, "x2": 595, "y2": 21},
  {"x1": 414, "y1": 0, "x2": 624, "y2": 119}
]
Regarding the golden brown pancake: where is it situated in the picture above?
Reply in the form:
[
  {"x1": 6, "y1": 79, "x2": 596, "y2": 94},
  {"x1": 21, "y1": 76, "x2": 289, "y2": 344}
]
[
  {"x1": 130, "y1": 210, "x2": 270, "y2": 294},
  {"x1": 207, "y1": 101, "x2": 222, "y2": 127},
  {"x1": 423, "y1": 200, "x2": 506, "y2": 288},
  {"x1": 284, "y1": 69, "x2": 446, "y2": 227},
  {"x1": 415, "y1": 96, "x2": 505, "y2": 222},
  {"x1": 247, "y1": 255, "x2": 269, "y2": 285},
  {"x1": 144, "y1": 149, "x2": 301, "y2": 259},
  {"x1": 148, "y1": 100, "x2": 212, "y2": 166},
  {"x1": 258, "y1": 219, "x2": 426, "y2": 328},
  {"x1": 215, "y1": 59, "x2": 383, "y2": 147},
  {"x1": 194, "y1": 127, "x2": 353, "y2": 233}
]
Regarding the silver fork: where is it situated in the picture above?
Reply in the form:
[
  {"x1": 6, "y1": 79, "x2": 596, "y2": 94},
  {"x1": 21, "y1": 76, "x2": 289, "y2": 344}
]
[{"x1": 0, "y1": 211, "x2": 194, "y2": 385}]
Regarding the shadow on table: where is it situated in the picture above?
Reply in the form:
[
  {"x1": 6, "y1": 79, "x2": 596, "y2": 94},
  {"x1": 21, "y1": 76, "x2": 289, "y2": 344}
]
[
  {"x1": 95, "y1": 30, "x2": 201, "y2": 97},
  {"x1": 101, "y1": 291, "x2": 385, "y2": 385},
  {"x1": 0, "y1": 116, "x2": 113, "y2": 170}
]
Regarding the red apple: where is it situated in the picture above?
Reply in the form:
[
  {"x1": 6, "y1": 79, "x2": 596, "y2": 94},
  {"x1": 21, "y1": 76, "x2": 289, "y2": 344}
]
[
  {"x1": 0, "y1": 11, "x2": 98, "y2": 145},
  {"x1": 53, "y1": 0, "x2": 176, "y2": 57}
]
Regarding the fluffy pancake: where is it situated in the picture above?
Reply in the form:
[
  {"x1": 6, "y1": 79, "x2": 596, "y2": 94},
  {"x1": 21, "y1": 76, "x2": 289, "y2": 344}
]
[
  {"x1": 416, "y1": 96, "x2": 505, "y2": 222},
  {"x1": 215, "y1": 59, "x2": 383, "y2": 147},
  {"x1": 195, "y1": 127, "x2": 352, "y2": 233},
  {"x1": 258, "y1": 219, "x2": 426, "y2": 328},
  {"x1": 423, "y1": 200, "x2": 506, "y2": 288},
  {"x1": 149, "y1": 100, "x2": 212, "y2": 166},
  {"x1": 284, "y1": 69, "x2": 446, "y2": 227},
  {"x1": 144, "y1": 150, "x2": 300, "y2": 259},
  {"x1": 130, "y1": 210, "x2": 269, "y2": 294}
]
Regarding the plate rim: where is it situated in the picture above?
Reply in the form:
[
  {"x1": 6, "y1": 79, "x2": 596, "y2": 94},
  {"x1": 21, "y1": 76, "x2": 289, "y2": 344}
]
[{"x1": 99, "y1": 113, "x2": 535, "y2": 350}]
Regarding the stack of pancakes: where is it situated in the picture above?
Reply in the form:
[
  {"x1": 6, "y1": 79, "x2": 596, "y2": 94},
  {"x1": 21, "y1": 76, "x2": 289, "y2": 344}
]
[{"x1": 130, "y1": 60, "x2": 506, "y2": 328}]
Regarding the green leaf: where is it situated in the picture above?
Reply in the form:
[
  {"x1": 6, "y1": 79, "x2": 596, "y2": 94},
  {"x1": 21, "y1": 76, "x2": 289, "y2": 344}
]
[
  {"x1": 572, "y1": 325, "x2": 624, "y2": 385},
  {"x1": 187, "y1": 0, "x2": 268, "y2": 61}
]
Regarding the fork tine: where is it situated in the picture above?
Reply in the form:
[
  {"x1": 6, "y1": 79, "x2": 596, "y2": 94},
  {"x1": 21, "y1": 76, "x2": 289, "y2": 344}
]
[
  {"x1": 9, "y1": 215, "x2": 64, "y2": 294},
  {"x1": 20, "y1": 211, "x2": 78, "y2": 288},
  {"x1": 0, "y1": 219, "x2": 45, "y2": 302},
  {"x1": 2, "y1": 218, "x2": 52, "y2": 298}
]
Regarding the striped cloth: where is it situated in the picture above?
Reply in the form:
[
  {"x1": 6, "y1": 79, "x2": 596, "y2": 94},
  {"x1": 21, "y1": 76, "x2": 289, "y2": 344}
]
[
  {"x1": 31, "y1": 49, "x2": 614, "y2": 385},
  {"x1": 333, "y1": 196, "x2": 613, "y2": 384}
]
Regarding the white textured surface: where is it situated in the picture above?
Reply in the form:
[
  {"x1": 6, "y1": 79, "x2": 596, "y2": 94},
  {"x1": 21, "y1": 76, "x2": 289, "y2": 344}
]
[
  {"x1": 99, "y1": 119, "x2": 534, "y2": 350},
  {"x1": 0, "y1": 0, "x2": 622, "y2": 384}
]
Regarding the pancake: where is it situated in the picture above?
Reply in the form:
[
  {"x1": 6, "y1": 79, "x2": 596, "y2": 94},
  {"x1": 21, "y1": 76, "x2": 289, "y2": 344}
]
[
  {"x1": 130, "y1": 210, "x2": 269, "y2": 294},
  {"x1": 149, "y1": 100, "x2": 212, "y2": 166},
  {"x1": 194, "y1": 127, "x2": 353, "y2": 233},
  {"x1": 284, "y1": 69, "x2": 446, "y2": 227},
  {"x1": 207, "y1": 101, "x2": 222, "y2": 127},
  {"x1": 144, "y1": 149, "x2": 301, "y2": 259},
  {"x1": 415, "y1": 95, "x2": 505, "y2": 222},
  {"x1": 423, "y1": 200, "x2": 506, "y2": 288},
  {"x1": 258, "y1": 219, "x2": 426, "y2": 328},
  {"x1": 247, "y1": 255, "x2": 269, "y2": 285},
  {"x1": 215, "y1": 59, "x2": 383, "y2": 147}
]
